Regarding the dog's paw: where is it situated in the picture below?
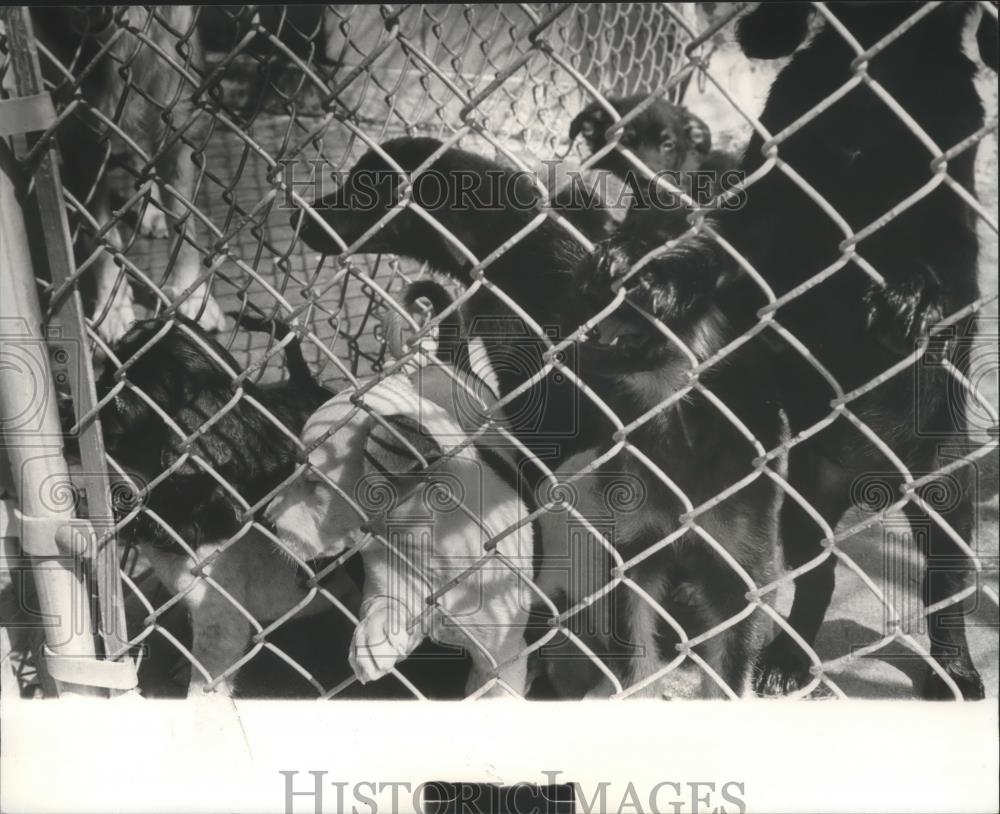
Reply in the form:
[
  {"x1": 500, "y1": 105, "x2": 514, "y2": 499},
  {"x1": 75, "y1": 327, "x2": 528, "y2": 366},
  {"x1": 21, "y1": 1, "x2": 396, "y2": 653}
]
[
  {"x1": 919, "y1": 659, "x2": 985, "y2": 700},
  {"x1": 752, "y1": 633, "x2": 813, "y2": 696},
  {"x1": 169, "y1": 284, "x2": 228, "y2": 333},
  {"x1": 349, "y1": 603, "x2": 416, "y2": 684},
  {"x1": 581, "y1": 238, "x2": 633, "y2": 305},
  {"x1": 583, "y1": 237, "x2": 713, "y2": 325},
  {"x1": 94, "y1": 283, "x2": 138, "y2": 344},
  {"x1": 629, "y1": 261, "x2": 715, "y2": 324},
  {"x1": 139, "y1": 205, "x2": 170, "y2": 239},
  {"x1": 864, "y1": 267, "x2": 944, "y2": 356}
]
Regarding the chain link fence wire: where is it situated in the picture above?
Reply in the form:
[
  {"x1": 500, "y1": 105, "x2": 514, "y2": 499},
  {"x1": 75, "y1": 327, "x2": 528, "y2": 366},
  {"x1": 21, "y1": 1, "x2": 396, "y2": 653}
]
[{"x1": 0, "y1": 2, "x2": 996, "y2": 700}]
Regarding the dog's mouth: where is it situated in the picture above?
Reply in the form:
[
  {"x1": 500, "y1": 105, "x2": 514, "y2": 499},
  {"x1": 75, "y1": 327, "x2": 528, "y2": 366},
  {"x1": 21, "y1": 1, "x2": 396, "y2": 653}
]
[
  {"x1": 579, "y1": 310, "x2": 660, "y2": 371},
  {"x1": 592, "y1": 312, "x2": 650, "y2": 348}
]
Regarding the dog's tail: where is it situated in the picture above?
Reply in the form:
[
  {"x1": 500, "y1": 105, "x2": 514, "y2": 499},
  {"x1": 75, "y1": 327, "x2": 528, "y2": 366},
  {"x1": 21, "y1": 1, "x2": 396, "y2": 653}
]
[{"x1": 228, "y1": 310, "x2": 317, "y2": 390}]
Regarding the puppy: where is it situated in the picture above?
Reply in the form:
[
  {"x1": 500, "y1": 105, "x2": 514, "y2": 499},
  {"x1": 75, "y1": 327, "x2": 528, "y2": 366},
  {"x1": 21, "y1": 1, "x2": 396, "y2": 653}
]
[
  {"x1": 296, "y1": 138, "x2": 783, "y2": 698},
  {"x1": 32, "y1": 6, "x2": 226, "y2": 341},
  {"x1": 265, "y1": 374, "x2": 534, "y2": 697},
  {"x1": 585, "y1": 2, "x2": 997, "y2": 698},
  {"x1": 97, "y1": 313, "x2": 341, "y2": 695},
  {"x1": 293, "y1": 136, "x2": 610, "y2": 461},
  {"x1": 570, "y1": 94, "x2": 741, "y2": 216}
]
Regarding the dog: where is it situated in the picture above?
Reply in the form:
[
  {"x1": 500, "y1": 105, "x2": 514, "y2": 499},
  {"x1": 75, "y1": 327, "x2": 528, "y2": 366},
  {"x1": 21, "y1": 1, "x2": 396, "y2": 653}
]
[
  {"x1": 97, "y1": 312, "x2": 341, "y2": 695},
  {"x1": 583, "y1": 2, "x2": 997, "y2": 698},
  {"x1": 378, "y1": 282, "x2": 779, "y2": 698},
  {"x1": 570, "y1": 95, "x2": 742, "y2": 220},
  {"x1": 32, "y1": 6, "x2": 226, "y2": 342},
  {"x1": 295, "y1": 137, "x2": 784, "y2": 698},
  {"x1": 265, "y1": 373, "x2": 535, "y2": 697},
  {"x1": 293, "y1": 136, "x2": 612, "y2": 462}
]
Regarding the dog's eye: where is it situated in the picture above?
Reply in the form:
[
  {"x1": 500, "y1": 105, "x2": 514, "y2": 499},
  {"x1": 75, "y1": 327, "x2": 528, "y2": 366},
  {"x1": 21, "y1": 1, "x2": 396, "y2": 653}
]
[{"x1": 660, "y1": 138, "x2": 676, "y2": 152}]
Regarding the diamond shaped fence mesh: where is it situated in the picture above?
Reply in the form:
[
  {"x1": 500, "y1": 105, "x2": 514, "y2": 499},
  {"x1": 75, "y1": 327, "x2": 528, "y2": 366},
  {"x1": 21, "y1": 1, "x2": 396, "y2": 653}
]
[{"x1": 0, "y1": 2, "x2": 996, "y2": 700}]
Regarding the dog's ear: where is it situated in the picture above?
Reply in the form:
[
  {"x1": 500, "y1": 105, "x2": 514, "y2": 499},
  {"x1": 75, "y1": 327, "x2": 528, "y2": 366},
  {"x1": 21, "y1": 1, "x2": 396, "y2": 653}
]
[
  {"x1": 737, "y1": 2, "x2": 813, "y2": 59},
  {"x1": 976, "y1": 5, "x2": 998, "y2": 71},
  {"x1": 160, "y1": 403, "x2": 238, "y2": 475},
  {"x1": 569, "y1": 102, "x2": 613, "y2": 143},
  {"x1": 363, "y1": 413, "x2": 443, "y2": 478},
  {"x1": 682, "y1": 113, "x2": 712, "y2": 155}
]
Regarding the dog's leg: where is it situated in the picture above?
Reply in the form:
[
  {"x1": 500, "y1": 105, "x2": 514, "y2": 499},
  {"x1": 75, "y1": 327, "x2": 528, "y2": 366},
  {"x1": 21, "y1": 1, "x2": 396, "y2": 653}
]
[
  {"x1": 698, "y1": 612, "x2": 762, "y2": 699},
  {"x1": 349, "y1": 549, "x2": 425, "y2": 685},
  {"x1": 144, "y1": 546, "x2": 253, "y2": 697},
  {"x1": 184, "y1": 553, "x2": 252, "y2": 698},
  {"x1": 59, "y1": 133, "x2": 135, "y2": 343},
  {"x1": 187, "y1": 589, "x2": 253, "y2": 697},
  {"x1": 349, "y1": 593, "x2": 423, "y2": 684},
  {"x1": 754, "y1": 447, "x2": 852, "y2": 696},
  {"x1": 674, "y1": 568, "x2": 764, "y2": 700},
  {"x1": 90, "y1": 179, "x2": 137, "y2": 344},
  {"x1": 903, "y1": 492, "x2": 985, "y2": 700},
  {"x1": 464, "y1": 639, "x2": 529, "y2": 699},
  {"x1": 640, "y1": 569, "x2": 760, "y2": 700},
  {"x1": 462, "y1": 610, "x2": 530, "y2": 698},
  {"x1": 600, "y1": 561, "x2": 710, "y2": 699},
  {"x1": 138, "y1": 182, "x2": 170, "y2": 239},
  {"x1": 158, "y1": 140, "x2": 227, "y2": 332},
  {"x1": 629, "y1": 586, "x2": 707, "y2": 699}
]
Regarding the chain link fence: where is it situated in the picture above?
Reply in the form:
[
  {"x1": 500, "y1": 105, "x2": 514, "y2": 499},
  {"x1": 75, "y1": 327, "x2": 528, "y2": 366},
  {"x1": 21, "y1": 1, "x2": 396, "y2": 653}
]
[{"x1": 0, "y1": 2, "x2": 997, "y2": 700}]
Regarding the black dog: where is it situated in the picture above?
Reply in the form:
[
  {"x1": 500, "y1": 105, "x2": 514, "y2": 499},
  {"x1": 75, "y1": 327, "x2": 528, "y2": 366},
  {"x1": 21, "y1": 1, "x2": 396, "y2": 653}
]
[
  {"x1": 584, "y1": 2, "x2": 996, "y2": 698},
  {"x1": 295, "y1": 137, "x2": 784, "y2": 698},
  {"x1": 570, "y1": 95, "x2": 742, "y2": 222},
  {"x1": 96, "y1": 312, "x2": 350, "y2": 695},
  {"x1": 293, "y1": 136, "x2": 610, "y2": 462},
  {"x1": 98, "y1": 312, "x2": 331, "y2": 549}
]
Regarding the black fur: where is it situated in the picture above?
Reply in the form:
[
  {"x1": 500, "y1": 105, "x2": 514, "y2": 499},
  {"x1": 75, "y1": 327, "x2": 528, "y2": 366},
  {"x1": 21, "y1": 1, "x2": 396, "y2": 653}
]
[
  {"x1": 582, "y1": 2, "x2": 994, "y2": 698},
  {"x1": 297, "y1": 137, "x2": 783, "y2": 698},
  {"x1": 97, "y1": 315, "x2": 331, "y2": 549},
  {"x1": 293, "y1": 136, "x2": 614, "y2": 258},
  {"x1": 570, "y1": 94, "x2": 742, "y2": 217},
  {"x1": 294, "y1": 136, "x2": 610, "y2": 461},
  {"x1": 735, "y1": 1, "x2": 814, "y2": 59}
]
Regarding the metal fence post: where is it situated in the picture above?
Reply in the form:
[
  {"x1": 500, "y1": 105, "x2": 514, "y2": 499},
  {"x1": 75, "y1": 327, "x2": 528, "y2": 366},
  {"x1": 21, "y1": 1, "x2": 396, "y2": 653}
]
[
  {"x1": 1, "y1": 139, "x2": 102, "y2": 698},
  {"x1": 2, "y1": 5, "x2": 134, "y2": 696}
]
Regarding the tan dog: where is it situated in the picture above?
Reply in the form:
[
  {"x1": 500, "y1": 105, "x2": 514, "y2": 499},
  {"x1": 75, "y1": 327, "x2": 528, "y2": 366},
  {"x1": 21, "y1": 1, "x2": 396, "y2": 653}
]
[
  {"x1": 140, "y1": 529, "x2": 358, "y2": 696},
  {"x1": 265, "y1": 373, "x2": 534, "y2": 697},
  {"x1": 32, "y1": 6, "x2": 226, "y2": 341}
]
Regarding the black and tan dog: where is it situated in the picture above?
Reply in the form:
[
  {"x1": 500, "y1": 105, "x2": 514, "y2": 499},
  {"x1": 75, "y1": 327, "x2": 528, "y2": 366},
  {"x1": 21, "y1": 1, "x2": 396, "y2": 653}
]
[
  {"x1": 570, "y1": 94, "x2": 742, "y2": 246},
  {"x1": 96, "y1": 313, "x2": 345, "y2": 695},
  {"x1": 583, "y1": 2, "x2": 997, "y2": 698},
  {"x1": 294, "y1": 137, "x2": 784, "y2": 698},
  {"x1": 32, "y1": 6, "x2": 226, "y2": 341}
]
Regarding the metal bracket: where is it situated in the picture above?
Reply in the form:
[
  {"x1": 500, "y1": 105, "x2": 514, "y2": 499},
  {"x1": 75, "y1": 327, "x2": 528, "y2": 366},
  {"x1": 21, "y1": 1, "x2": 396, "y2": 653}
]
[
  {"x1": 43, "y1": 646, "x2": 139, "y2": 691},
  {"x1": 13, "y1": 508, "x2": 98, "y2": 559},
  {"x1": 0, "y1": 92, "x2": 55, "y2": 137}
]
